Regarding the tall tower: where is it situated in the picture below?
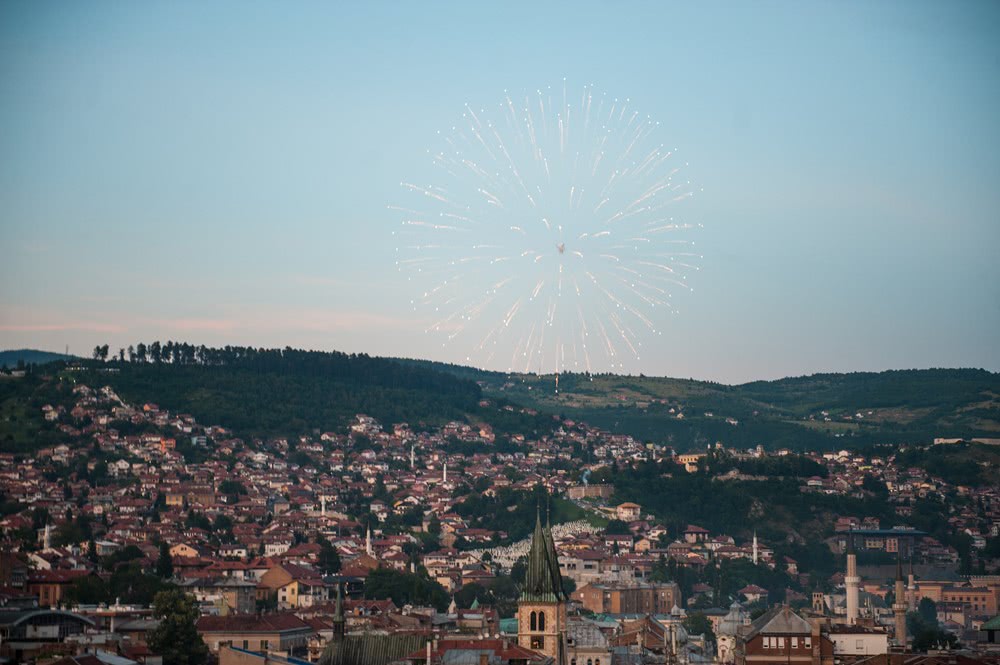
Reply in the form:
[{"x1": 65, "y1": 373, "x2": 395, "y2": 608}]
[
  {"x1": 812, "y1": 590, "x2": 826, "y2": 615},
  {"x1": 845, "y1": 532, "x2": 860, "y2": 624},
  {"x1": 365, "y1": 525, "x2": 373, "y2": 556},
  {"x1": 907, "y1": 557, "x2": 916, "y2": 607},
  {"x1": 410, "y1": 445, "x2": 415, "y2": 470},
  {"x1": 752, "y1": 531, "x2": 758, "y2": 565},
  {"x1": 518, "y1": 510, "x2": 568, "y2": 664},
  {"x1": 893, "y1": 554, "x2": 907, "y2": 649}
]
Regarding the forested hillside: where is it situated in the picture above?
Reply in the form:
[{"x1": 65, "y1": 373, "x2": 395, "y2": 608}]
[
  {"x1": 73, "y1": 345, "x2": 484, "y2": 438},
  {"x1": 435, "y1": 368, "x2": 1000, "y2": 451},
  {"x1": 5, "y1": 344, "x2": 997, "y2": 452}
]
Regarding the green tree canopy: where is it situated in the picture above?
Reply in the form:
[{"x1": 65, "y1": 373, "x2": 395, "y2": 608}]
[{"x1": 147, "y1": 589, "x2": 209, "y2": 665}]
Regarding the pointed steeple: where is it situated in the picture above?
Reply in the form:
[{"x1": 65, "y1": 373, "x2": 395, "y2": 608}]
[{"x1": 521, "y1": 506, "x2": 565, "y2": 602}]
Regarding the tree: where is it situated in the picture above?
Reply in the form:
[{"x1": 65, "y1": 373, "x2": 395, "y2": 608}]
[
  {"x1": 455, "y1": 582, "x2": 487, "y2": 608},
  {"x1": 156, "y1": 542, "x2": 174, "y2": 579},
  {"x1": 147, "y1": 589, "x2": 209, "y2": 665},
  {"x1": 604, "y1": 519, "x2": 631, "y2": 535},
  {"x1": 510, "y1": 557, "x2": 527, "y2": 585},
  {"x1": 918, "y1": 597, "x2": 937, "y2": 624},
  {"x1": 684, "y1": 611, "x2": 717, "y2": 644},
  {"x1": 363, "y1": 568, "x2": 449, "y2": 611},
  {"x1": 318, "y1": 538, "x2": 341, "y2": 575},
  {"x1": 64, "y1": 574, "x2": 109, "y2": 605}
]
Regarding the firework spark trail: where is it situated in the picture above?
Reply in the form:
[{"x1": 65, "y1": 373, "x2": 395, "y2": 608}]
[{"x1": 393, "y1": 83, "x2": 702, "y2": 376}]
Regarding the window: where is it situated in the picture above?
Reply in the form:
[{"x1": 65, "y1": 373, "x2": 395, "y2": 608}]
[
  {"x1": 261, "y1": 640, "x2": 269, "y2": 650},
  {"x1": 805, "y1": 638, "x2": 812, "y2": 649},
  {"x1": 242, "y1": 640, "x2": 249, "y2": 649},
  {"x1": 531, "y1": 636, "x2": 545, "y2": 650},
  {"x1": 778, "y1": 638, "x2": 785, "y2": 648},
  {"x1": 792, "y1": 638, "x2": 798, "y2": 648},
  {"x1": 763, "y1": 638, "x2": 770, "y2": 649},
  {"x1": 530, "y1": 611, "x2": 537, "y2": 631},
  {"x1": 538, "y1": 611, "x2": 546, "y2": 631}
]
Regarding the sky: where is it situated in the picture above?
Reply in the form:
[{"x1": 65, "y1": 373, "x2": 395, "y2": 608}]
[{"x1": 1, "y1": 1, "x2": 998, "y2": 383}]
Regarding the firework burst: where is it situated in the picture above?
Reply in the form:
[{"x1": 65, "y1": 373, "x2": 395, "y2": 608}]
[{"x1": 392, "y1": 82, "x2": 702, "y2": 376}]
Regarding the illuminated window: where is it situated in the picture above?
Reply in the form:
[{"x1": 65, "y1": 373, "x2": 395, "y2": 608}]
[{"x1": 531, "y1": 636, "x2": 545, "y2": 650}]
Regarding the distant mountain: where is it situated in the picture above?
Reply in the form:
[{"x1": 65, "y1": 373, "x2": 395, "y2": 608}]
[{"x1": 0, "y1": 348, "x2": 78, "y2": 368}]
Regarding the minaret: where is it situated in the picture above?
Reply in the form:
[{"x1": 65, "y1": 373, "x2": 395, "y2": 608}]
[
  {"x1": 752, "y1": 531, "x2": 758, "y2": 565},
  {"x1": 321, "y1": 496, "x2": 326, "y2": 517},
  {"x1": 43, "y1": 523, "x2": 52, "y2": 550},
  {"x1": 365, "y1": 525, "x2": 373, "y2": 556},
  {"x1": 443, "y1": 462, "x2": 448, "y2": 484},
  {"x1": 332, "y1": 581, "x2": 346, "y2": 642},
  {"x1": 907, "y1": 557, "x2": 916, "y2": 606},
  {"x1": 410, "y1": 445, "x2": 415, "y2": 470},
  {"x1": 893, "y1": 554, "x2": 907, "y2": 648},
  {"x1": 846, "y1": 532, "x2": 860, "y2": 625}
]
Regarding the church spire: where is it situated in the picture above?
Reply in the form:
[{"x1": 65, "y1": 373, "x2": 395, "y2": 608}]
[{"x1": 522, "y1": 506, "x2": 565, "y2": 602}]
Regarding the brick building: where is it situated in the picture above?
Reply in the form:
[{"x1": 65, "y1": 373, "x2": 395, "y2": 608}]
[{"x1": 572, "y1": 582, "x2": 681, "y2": 615}]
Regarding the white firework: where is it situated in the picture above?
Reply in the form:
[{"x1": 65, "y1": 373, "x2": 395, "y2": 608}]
[{"x1": 392, "y1": 82, "x2": 702, "y2": 376}]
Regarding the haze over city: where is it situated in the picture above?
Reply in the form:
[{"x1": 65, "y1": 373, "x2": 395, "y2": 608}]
[{"x1": 2, "y1": 1, "x2": 998, "y2": 381}]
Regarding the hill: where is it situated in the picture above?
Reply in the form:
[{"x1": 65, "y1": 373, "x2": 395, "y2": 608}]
[
  {"x1": 6, "y1": 344, "x2": 996, "y2": 452},
  {"x1": 415, "y1": 366, "x2": 1000, "y2": 451},
  {"x1": 11, "y1": 345, "x2": 553, "y2": 443},
  {"x1": 0, "y1": 349, "x2": 78, "y2": 368}
]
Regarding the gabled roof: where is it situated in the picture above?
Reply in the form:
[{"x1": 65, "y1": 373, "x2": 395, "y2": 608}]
[{"x1": 742, "y1": 606, "x2": 812, "y2": 639}]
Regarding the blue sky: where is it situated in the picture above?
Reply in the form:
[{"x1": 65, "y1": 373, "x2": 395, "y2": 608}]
[{"x1": 1, "y1": 1, "x2": 998, "y2": 382}]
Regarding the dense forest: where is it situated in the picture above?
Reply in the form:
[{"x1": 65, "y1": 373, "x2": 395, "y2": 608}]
[{"x1": 71, "y1": 344, "x2": 483, "y2": 439}]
